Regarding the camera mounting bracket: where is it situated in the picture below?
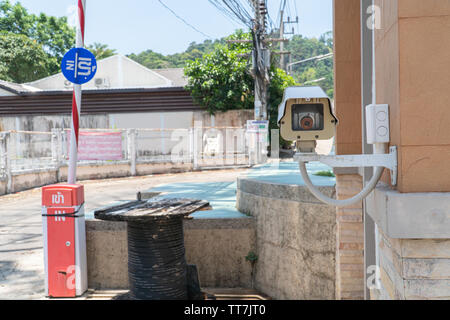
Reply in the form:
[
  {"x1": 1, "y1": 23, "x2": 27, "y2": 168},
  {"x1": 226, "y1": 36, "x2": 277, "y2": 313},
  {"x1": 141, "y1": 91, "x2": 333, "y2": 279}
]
[{"x1": 294, "y1": 146, "x2": 398, "y2": 186}]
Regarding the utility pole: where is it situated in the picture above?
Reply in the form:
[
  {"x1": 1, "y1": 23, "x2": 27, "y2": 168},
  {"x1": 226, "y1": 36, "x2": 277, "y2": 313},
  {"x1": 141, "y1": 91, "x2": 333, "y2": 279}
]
[
  {"x1": 280, "y1": 9, "x2": 298, "y2": 72},
  {"x1": 280, "y1": 9, "x2": 285, "y2": 71},
  {"x1": 225, "y1": 2, "x2": 290, "y2": 121},
  {"x1": 251, "y1": 0, "x2": 270, "y2": 121}
]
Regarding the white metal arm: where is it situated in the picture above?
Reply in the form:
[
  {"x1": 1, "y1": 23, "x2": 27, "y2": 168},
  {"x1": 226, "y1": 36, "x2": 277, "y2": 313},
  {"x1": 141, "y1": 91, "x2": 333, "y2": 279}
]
[
  {"x1": 298, "y1": 162, "x2": 384, "y2": 207},
  {"x1": 295, "y1": 144, "x2": 397, "y2": 207}
]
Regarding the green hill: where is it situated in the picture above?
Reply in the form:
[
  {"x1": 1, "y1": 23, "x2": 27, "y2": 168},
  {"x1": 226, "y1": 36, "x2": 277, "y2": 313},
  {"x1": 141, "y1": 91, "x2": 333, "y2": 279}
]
[{"x1": 127, "y1": 31, "x2": 333, "y2": 98}]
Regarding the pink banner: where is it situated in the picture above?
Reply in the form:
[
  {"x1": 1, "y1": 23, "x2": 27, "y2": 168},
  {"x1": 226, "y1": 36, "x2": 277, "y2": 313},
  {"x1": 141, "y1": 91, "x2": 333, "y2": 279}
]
[{"x1": 68, "y1": 131, "x2": 123, "y2": 161}]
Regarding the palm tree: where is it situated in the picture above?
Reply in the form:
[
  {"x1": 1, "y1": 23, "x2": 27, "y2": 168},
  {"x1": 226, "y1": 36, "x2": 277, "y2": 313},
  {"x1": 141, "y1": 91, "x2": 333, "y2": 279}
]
[{"x1": 87, "y1": 43, "x2": 117, "y2": 60}]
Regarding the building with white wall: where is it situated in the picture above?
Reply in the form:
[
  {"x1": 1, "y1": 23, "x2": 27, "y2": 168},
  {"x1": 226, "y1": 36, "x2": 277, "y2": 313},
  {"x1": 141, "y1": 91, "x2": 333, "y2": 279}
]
[{"x1": 25, "y1": 55, "x2": 185, "y2": 91}]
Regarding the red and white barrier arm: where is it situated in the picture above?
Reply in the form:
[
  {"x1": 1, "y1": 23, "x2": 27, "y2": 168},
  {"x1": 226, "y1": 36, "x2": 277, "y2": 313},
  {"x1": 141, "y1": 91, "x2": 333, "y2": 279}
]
[{"x1": 68, "y1": 0, "x2": 86, "y2": 185}]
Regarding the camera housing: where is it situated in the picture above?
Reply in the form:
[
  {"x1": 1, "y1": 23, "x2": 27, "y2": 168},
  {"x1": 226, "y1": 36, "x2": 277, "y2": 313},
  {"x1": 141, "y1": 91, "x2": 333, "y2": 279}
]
[{"x1": 278, "y1": 86, "x2": 338, "y2": 141}]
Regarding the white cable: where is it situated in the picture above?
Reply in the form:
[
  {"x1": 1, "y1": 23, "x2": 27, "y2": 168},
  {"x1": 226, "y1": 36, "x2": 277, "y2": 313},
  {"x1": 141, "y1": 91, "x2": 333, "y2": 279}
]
[
  {"x1": 298, "y1": 143, "x2": 386, "y2": 207},
  {"x1": 297, "y1": 1, "x2": 385, "y2": 207}
]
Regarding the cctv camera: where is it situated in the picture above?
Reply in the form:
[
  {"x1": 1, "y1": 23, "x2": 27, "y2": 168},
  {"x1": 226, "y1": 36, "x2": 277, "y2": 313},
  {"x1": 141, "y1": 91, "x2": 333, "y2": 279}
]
[{"x1": 278, "y1": 86, "x2": 338, "y2": 142}]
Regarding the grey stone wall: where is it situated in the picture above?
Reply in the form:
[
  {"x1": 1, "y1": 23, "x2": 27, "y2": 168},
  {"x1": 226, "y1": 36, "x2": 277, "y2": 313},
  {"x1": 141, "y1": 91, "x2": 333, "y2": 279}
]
[
  {"x1": 367, "y1": 184, "x2": 450, "y2": 300},
  {"x1": 236, "y1": 178, "x2": 337, "y2": 300},
  {"x1": 85, "y1": 217, "x2": 256, "y2": 290},
  {"x1": 374, "y1": 229, "x2": 450, "y2": 300}
]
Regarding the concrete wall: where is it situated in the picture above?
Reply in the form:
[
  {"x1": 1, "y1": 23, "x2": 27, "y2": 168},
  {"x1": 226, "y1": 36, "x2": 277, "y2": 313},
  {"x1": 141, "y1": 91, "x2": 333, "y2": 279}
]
[
  {"x1": 10, "y1": 169, "x2": 58, "y2": 193},
  {"x1": 0, "y1": 109, "x2": 254, "y2": 159},
  {"x1": 236, "y1": 178, "x2": 336, "y2": 300},
  {"x1": 85, "y1": 218, "x2": 256, "y2": 290},
  {"x1": 136, "y1": 162, "x2": 193, "y2": 176},
  {"x1": 0, "y1": 178, "x2": 6, "y2": 194},
  {"x1": 110, "y1": 111, "x2": 193, "y2": 158},
  {"x1": 194, "y1": 109, "x2": 255, "y2": 128},
  {"x1": 59, "y1": 163, "x2": 131, "y2": 181},
  {"x1": 0, "y1": 114, "x2": 109, "y2": 133},
  {"x1": 0, "y1": 110, "x2": 253, "y2": 132},
  {"x1": 86, "y1": 221, "x2": 129, "y2": 290},
  {"x1": 184, "y1": 218, "x2": 256, "y2": 288}
]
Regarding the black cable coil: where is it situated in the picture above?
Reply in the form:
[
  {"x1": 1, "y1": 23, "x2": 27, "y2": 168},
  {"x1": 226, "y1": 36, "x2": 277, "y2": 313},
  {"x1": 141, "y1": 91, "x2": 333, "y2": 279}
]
[{"x1": 127, "y1": 216, "x2": 188, "y2": 300}]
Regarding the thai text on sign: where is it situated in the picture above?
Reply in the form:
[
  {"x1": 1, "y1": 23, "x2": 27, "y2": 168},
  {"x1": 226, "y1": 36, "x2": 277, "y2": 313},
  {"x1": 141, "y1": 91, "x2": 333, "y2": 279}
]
[{"x1": 67, "y1": 131, "x2": 123, "y2": 161}]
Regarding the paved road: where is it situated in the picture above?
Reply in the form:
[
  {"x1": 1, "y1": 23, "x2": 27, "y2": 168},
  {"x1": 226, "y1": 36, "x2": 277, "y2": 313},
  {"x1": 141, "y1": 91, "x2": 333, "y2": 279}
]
[{"x1": 0, "y1": 169, "x2": 248, "y2": 300}]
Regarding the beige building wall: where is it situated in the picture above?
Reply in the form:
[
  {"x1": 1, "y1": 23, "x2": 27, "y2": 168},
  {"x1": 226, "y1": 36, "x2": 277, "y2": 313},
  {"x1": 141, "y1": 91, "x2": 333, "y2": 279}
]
[
  {"x1": 375, "y1": 0, "x2": 450, "y2": 193},
  {"x1": 367, "y1": 0, "x2": 450, "y2": 301},
  {"x1": 333, "y1": 0, "x2": 450, "y2": 300},
  {"x1": 333, "y1": 0, "x2": 362, "y2": 156},
  {"x1": 334, "y1": 0, "x2": 450, "y2": 192},
  {"x1": 333, "y1": 0, "x2": 365, "y2": 300}
]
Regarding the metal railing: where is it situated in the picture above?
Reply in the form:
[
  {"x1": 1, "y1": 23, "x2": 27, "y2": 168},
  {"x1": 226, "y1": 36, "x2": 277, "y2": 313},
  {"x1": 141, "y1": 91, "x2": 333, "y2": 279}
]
[{"x1": 0, "y1": 126, "x2": 266, "y2": 192}]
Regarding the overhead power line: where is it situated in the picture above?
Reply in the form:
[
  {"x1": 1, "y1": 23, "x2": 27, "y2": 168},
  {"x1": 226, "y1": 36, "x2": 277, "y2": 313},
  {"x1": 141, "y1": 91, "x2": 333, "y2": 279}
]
[
  {"x1": 208, "y1": 0, "x2": 254, "y2": 28},
  {"x1": 157, "y1": 0, "x2": 212, "y2": 39},
  {"x1": 209, "y1": 1, "x2": 289, "y2": 123}
]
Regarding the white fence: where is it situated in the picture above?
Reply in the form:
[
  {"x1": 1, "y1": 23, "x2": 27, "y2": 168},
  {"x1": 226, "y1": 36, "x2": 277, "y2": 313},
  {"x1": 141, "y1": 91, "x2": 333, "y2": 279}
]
[{"x1": 0, "y1": 126, "x2": 268, "y2": 189}]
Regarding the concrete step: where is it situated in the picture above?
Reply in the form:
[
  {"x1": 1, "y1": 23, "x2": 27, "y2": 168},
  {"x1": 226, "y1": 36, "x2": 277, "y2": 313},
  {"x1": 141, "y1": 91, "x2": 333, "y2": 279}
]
[{"x1": 59, "y1": 288, "x2": 271, "y2": 300}]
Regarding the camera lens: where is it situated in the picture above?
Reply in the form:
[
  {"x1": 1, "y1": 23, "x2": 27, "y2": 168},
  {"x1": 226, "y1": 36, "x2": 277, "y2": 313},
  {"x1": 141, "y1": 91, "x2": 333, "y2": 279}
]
[{"x1": 300, "y1": 116, "x2": 314, "y2": 130}]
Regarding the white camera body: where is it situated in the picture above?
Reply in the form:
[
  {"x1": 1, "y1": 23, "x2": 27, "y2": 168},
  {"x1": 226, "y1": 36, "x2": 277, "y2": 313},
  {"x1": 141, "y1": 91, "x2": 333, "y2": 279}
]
[{"x1": 277, "y1": 86, "x2": 338, "y2": 142}]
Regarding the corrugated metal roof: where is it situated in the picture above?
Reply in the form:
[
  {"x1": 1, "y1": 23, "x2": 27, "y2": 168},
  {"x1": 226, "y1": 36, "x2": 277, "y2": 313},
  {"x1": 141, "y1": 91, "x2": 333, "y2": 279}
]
[
  {"x1": 0, "y1": 80, "x2": 42, "y2": 95},
  {"x1": 0, "y1": 87, "x2": 203, "y2": 115}
]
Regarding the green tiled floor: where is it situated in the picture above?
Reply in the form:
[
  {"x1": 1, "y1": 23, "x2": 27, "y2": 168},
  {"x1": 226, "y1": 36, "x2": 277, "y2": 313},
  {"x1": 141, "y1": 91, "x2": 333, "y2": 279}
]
[
  {"x1": 149, "y1": 161, "x2": 335, "y2": 219},
  {"x1": 87, "y1": 161, "x2": 335, "y2": 220}
]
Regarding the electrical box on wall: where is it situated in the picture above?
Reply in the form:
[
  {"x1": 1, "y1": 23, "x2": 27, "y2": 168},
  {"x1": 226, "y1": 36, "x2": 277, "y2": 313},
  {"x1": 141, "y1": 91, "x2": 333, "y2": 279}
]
[{"x1": 366, "y1": 104, "x2": 390, "y2": 144}]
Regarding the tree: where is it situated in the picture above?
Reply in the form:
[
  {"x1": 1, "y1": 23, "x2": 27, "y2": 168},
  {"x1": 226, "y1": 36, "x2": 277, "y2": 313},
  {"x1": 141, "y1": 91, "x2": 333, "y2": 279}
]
[
  {"x1": 184, "y1": 30, "x2": 297, "y2": 116},
  {"x1": 285, "y1": 32, "x2": 334, "y2": 98},
  {"x1": 0, "y1": 0, "x2": 75, "y2": 74},
  {"x1": 128, "y1": 50, "x2": 172, "y2": 69},
  {"x1": 0, "y1": 32, "x2": 49, "y2": 83},
  {"x1": 268, "y1": 67, "x2": 297, "y2": 148},
  {"x1": 127, "y1": 29, "x2": 334, "y2": 101},
  {"x1": 184, "y1": 30, "x2": 298, "y2": 150},
  {"x1": 87, "y1": 43, "x2": 117, "y2": 60},
  {"x1": 127, "y1": 39, "x2": 224, "y2": 70},
  {"x1": 184, "y1": 31, "x2": 254, "y2": 114}
]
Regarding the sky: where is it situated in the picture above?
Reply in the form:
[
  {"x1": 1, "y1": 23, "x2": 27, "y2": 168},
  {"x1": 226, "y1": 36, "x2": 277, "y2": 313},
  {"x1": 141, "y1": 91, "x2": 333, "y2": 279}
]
[{"x1": 10, "y1": 0, "x2": 333, "y2": 56}]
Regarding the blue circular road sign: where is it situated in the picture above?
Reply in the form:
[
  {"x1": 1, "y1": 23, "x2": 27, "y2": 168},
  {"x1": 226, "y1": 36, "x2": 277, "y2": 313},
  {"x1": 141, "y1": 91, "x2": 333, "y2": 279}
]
[{"x1": 61, "y1": 48, "x2": 97, "y2": 85}]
